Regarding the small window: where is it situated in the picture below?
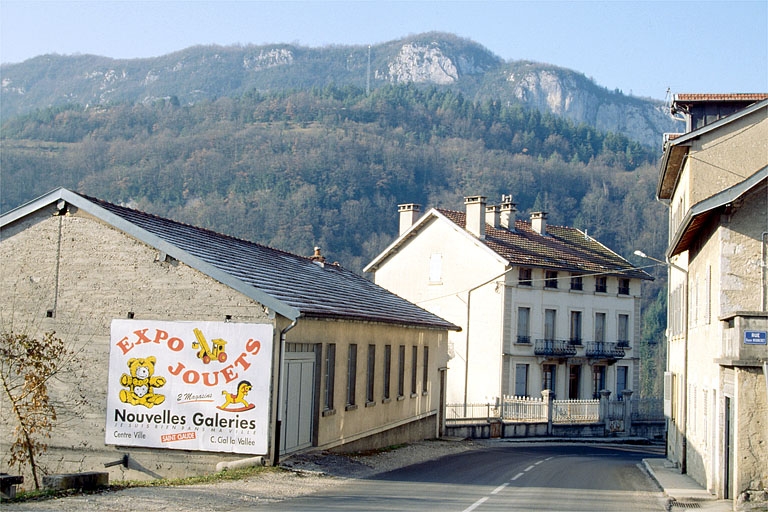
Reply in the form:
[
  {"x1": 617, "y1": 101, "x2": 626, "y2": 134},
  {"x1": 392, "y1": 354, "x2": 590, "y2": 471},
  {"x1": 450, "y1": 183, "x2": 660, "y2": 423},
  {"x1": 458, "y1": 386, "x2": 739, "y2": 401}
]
[
  {"x1": 411, "y1": 346, "x2": 418, "y2": 396},
  {"x1": 518, "y1": 268, "x2": 532, "y2": 286},
  {"x1": 570, "y1": 274, "x2": 583, "y2": 291},
  {"x1": 346, "y1": 344, "x2": 357, "y2": 407},
  {"x1": 618, "y1": 278, "x2": 630, "y2": 295},
  {"x1": 383, "y1": 344, "x2": 392, "y2": 400},
  {"x1": 595, "y1": 276, "x2": 607, "y2": 293},
  {"x1": 397, "y1": 345, "x2": 406, "y2": 398},
  {"x1": 422, "y1": 346, "x2": 429, "y2": 394},
  {"x1": 545, "y1": 270, "x2": 558, "y2": 288},
  {"x1": 366, "y1": 345, "x2": 375, "y2": 404},
  {"x1": 324, "y1": 344, "x2": 336, "y2": 411},
  {"x1": 618, "y1": 314, "x2": 629, "y2": 346}
]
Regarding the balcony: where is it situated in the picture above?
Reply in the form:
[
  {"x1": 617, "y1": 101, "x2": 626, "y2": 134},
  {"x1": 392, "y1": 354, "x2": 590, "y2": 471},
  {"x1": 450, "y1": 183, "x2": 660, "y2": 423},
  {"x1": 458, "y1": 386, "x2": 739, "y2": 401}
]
[
  {"x1": 586, "y1": 342, "x2": 625, "y2": 361},
  {"x1": 534, "y1": 339, "x2": 577, "y2": 357},
  {"x1": 718, "y1": 312, "x2": 768, "y2": 367},
  {"x1": 516, "y1": 335, "x2": 531, "y2": 344}
]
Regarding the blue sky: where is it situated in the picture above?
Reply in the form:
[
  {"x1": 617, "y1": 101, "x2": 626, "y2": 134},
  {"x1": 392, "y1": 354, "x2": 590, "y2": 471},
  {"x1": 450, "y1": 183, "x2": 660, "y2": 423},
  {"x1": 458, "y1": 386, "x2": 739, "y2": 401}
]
[{"x1": 1, "y1": 1, "x2": 766, "y2": 100}]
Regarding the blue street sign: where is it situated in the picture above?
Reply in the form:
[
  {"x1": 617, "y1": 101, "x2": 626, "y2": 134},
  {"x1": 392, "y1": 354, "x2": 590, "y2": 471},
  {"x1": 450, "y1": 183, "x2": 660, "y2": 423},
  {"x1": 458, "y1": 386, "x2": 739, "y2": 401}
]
[{"x1": 744, "y1": 331, "x2": 767, "y2": 345}]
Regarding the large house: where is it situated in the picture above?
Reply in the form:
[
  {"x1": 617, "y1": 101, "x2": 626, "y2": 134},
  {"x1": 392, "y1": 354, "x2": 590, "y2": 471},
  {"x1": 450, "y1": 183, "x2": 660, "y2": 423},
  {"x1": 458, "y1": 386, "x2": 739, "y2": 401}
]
[
  {"x1": 365, "y1": 196, "x2": 652, "y2": 409},
  {"x1": 655, "y1": 94, "x2": 767, "y2": 505},
  {"x1": 0, "y1": 188, "x2": 458, "y2": 484}
]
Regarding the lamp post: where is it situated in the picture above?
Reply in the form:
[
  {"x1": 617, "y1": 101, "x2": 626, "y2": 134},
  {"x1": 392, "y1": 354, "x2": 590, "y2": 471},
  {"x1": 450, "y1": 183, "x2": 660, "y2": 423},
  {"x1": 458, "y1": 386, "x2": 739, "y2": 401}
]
[{"x1": 634, "y1": 249, "x2": 689, "y2": 473}]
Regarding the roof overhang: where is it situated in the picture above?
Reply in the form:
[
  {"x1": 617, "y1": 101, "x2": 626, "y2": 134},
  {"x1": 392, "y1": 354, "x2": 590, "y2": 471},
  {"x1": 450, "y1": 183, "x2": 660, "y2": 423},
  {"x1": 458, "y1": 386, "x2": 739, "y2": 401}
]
[
  {"x1": 657, "y1": 99, "x2": 768, "y2": 200},
  {"x1": 1, "y1": 188, "x2": 301, "y2": 321},
  {"x1": 667, "y1": 167, "x2": 768, "y2": 257}
]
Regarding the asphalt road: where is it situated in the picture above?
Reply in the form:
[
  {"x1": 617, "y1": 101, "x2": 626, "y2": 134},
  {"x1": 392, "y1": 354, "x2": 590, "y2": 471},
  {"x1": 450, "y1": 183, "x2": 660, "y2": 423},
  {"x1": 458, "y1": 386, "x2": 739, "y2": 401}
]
[{"x1": 269, "y1": 443, "x2": 667, "y2": 511}]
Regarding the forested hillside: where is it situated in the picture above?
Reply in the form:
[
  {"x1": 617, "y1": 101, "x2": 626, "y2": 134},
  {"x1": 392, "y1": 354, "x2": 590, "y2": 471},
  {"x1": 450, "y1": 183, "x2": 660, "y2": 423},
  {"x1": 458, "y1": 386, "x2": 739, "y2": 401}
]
[{"x1": 1, "y1": 83, "x2": 668, "y2": 395}]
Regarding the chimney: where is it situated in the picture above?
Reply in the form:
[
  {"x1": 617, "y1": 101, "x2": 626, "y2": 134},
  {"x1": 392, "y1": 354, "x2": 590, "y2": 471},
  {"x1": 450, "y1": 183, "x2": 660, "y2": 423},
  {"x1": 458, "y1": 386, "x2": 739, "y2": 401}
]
[
  {"x1": 485, "y1": 205, "x2": 500, "y2": 229},
  {"x1": 499, "y1": 194, "x2": 517, "y2": 230},
  {"x1": 310, "y1": 246, "x2": 325, "y2": 266},
  {"x1": 464, "y1": 196, "x2": 486, "y2": 239},
  {"x1": 531, "y1": 211, "x2": 548, "y2": 235},
  {"x1": 398, "y1": 203, "x2": 421, "y2": 235}
]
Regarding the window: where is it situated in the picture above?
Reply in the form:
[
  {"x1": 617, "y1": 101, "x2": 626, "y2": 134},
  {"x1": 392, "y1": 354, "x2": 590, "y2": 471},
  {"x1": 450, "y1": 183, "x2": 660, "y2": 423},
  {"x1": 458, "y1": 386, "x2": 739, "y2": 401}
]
[
  {"x1": 422, "y1": 346, "x2": 429, "y2": 394},
  {"x1": 518, "y1": 268, "x2": 532, "y2": 286},
  {"x1": 514, "y1": 364, "x2": 529, "y2": 396},
  {"x1": 592, "y1": 365, "x2": 606, "y2": 398},
  {"x1": 324, "y1": 344, "x2": 336, "y2": 411},
  {"x1": 617, "y1": 366, "x2": 628, "y2": 399},
  {"x1": 397, "y1": 345, "x2": 405, "y2": 398},
  {"x1": 570, "y1": 274, "x2": 583, "y2": 291},
  {"x1": 543, "y1": 364, "x2": 556, "y2": 392},
  {"x1": 545, "y1": 270, "x2": 558, "y2": 288},
  {"x1": 383, "y1": 344, "x2": 391, "y2": 400},
  {"x1": 618, "y1": 314, "x2": 629, "y2": 346},
  {"x1": 595, "y1": 276, "x2": 607, "y2": 293},
  {"x1": 346, "y1": 344, "x2": 357, "y2": 407},
  {"x1": 517, "y1": 307, "x2": 531, "y2": 343},
  {"x1": 594, "y1": 312, "x2": 606, "y2": 343},
  {"x1": 411, "y1": 346, "x2": 418, "y2": 396},
  {"x1": 545, "y1": 309, "x2": 557, "y2": 340},
  {"x1": 366, "y1": 345, "x2": 375, "y2": 404},
  {"x1": 429, "y1": 253, "x2": 442, "y2": 283},
  {"x1": 570, "y1": 311, "x2": 582, "y2": 345},
  {"x1": 618, "y1": 278, "x2": 630, "y2": 295}
]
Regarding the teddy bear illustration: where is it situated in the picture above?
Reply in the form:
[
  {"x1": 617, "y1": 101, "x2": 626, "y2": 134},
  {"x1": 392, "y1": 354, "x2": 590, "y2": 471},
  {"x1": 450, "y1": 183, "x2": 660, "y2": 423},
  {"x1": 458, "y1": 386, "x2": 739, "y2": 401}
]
[{"x1": 119, "y1": 356, "x2": 166, "y2": 408}]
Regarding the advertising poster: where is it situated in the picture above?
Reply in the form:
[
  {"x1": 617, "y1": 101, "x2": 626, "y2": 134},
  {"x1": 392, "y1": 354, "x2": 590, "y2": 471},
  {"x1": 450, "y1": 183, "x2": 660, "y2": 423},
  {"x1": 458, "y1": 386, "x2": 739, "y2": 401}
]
[{"x1": 106, "y1": 320, "x2": 274, "y2": 454}]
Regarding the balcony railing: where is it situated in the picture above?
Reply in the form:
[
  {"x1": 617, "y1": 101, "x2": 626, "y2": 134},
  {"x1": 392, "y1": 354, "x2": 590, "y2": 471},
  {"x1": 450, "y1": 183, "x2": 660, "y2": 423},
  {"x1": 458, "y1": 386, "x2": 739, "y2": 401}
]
[
  {"x1": 534, "y1": 339, "x2": 577, "y2": 357},
  {"x1": 516, "y1": 335, "x2": 531, "y2": 344},
  {"x1": 585, "y1": 341, "x2": 625, "y2": 360}
]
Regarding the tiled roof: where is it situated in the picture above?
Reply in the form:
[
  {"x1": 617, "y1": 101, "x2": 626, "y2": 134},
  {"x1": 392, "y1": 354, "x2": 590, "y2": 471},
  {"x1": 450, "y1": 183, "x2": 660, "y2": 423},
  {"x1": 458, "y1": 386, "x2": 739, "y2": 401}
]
[
  {"x1": 674, "y1": 93, "x2": 768, "y2": 102},
  {"x1": 7, "y1": 189, "x2": 457, "y2": 330},
  {"x1": 437, "y1": 209, "x2": 651, "y2": 280}
]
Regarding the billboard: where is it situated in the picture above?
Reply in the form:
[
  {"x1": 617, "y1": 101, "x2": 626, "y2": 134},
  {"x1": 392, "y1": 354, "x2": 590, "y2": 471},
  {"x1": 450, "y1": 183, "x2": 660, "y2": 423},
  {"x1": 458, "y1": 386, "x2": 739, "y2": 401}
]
[{"x1": 106, "y1": 320, "x2": 274, "y2": 454}]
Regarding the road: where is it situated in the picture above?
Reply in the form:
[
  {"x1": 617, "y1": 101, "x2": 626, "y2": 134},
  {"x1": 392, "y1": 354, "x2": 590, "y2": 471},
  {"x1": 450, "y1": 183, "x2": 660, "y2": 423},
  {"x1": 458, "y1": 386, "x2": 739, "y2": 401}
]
[{"x1": 270, "y1": 443, "x2": 667, "y2": 511}]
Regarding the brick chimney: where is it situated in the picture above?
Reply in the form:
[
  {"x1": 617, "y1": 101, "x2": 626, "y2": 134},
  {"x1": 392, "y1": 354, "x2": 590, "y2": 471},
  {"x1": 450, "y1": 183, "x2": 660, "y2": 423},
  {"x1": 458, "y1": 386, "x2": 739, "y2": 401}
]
[
  {"x1": 310, "y1": 246, "x2": 325, "y2": 266},
  {"x1": 500, "y1": 195, "x2": 516, "y2": 230},
  {"x1": 531, "y1": 211, "x2": 548, "y2": 235},
  {"x1": 398, "y1": 203, "x2": 421, "y2": 235},
  {"x1": 485, "y1": 205, "x2": 500, "y2": 229},
  {"x1": 464, "y1": 196, "x2": 486, "y2": 239}
]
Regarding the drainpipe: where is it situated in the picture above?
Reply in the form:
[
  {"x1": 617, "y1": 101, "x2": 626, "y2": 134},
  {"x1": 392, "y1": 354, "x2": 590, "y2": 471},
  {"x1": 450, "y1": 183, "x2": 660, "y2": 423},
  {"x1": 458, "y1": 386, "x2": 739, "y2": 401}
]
[{"x1": 272, "y1": 318, "x2": 298, "y2": 466}]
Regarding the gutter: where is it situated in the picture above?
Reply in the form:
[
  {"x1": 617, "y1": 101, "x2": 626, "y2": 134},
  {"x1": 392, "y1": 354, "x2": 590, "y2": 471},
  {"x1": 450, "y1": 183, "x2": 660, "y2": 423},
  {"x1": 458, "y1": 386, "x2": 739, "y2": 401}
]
[{"x1": 272, "y1": 318, "x2": 298, "y2": 466}]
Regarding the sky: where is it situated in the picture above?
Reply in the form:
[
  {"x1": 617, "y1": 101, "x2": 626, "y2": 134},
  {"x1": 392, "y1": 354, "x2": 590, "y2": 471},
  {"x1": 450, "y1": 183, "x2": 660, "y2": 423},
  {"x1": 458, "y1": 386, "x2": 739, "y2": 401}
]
[{"x1": 1, "y1": 1, "x2": 766, "y2": 101}]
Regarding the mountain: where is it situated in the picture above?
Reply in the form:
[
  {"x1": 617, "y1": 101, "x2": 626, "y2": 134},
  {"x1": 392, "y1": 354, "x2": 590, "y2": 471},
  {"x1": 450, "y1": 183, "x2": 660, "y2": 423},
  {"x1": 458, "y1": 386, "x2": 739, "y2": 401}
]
[{"x1": 1, "y1": 32, "x2": 680, "y2": 145}]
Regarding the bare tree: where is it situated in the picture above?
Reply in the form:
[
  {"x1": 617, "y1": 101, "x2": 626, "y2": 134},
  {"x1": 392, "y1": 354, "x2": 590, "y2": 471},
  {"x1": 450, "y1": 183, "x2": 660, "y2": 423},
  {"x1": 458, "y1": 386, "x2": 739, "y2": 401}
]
[{"x1": 0, "y1": 330, "x2": 69, "y2": 489}]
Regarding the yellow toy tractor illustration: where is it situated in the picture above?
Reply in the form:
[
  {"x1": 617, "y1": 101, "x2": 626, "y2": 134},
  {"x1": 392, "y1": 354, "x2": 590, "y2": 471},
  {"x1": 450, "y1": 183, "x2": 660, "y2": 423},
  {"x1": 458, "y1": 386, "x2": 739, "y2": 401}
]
[{"x1": 192, "y1": 328, "x2": 228, "y2": 364}]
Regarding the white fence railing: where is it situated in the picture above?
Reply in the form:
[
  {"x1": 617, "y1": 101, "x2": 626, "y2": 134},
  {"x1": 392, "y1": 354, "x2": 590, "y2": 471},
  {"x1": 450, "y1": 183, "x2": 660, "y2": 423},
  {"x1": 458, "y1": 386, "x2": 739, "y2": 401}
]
[{"x1": 446, "y1": 395, "x2": 664, "y2": 425}]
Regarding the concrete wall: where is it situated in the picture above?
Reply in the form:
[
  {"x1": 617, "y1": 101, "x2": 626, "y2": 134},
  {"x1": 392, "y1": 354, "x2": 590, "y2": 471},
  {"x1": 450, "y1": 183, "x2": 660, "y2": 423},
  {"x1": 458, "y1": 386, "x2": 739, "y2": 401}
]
[{"x1": 444, "y1": 420, "x2": 665, "y2": 440}]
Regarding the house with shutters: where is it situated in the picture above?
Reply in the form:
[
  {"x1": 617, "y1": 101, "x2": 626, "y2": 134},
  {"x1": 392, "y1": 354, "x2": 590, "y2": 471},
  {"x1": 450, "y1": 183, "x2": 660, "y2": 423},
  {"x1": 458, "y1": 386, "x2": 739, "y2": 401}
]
[
  {"x1": 0, "y1": 188, "x2": 458, "y2": 484},
  {"x1": 365, "y1": 196, "x2": 652, "y2": 409},
  {"x1": 655, "y1": 93, "x2": 767, "y2": 504}
]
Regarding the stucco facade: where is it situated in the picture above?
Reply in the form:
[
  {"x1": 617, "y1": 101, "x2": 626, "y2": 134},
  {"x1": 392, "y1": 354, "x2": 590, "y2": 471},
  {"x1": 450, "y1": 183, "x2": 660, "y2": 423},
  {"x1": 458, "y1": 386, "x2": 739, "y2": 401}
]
[
  {"x1": 0, "y1": 190, "x2": 455, "y2": 486},
  {"x1": 658, "y1": 96, "x2": 767, "y2": 506},
  {"x1": 366, "y1": 197, "x2": 650, "y2": 408}
]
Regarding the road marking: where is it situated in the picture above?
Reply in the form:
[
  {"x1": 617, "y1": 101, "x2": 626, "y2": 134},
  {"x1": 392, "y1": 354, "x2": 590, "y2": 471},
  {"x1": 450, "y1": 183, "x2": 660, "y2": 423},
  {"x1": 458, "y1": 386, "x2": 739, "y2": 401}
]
[
  {"x1": 511, "y1": 472, "x2": 524, "y2": 481},
  {"x1": 462, "y1": 496, "x2": 489, "y2": 512},
  {"x1": 524, "y1": 465, "x2": 535, "y2": 472},
  {"x1": 491, "y1": 483, "x2": 508, "y2": 495},
  {"x1": 545, "y1": 456, "x2": 554, "y2": 460},
  {"x1": 535, "y1": 460, "x2": 544, "y2": 465}
]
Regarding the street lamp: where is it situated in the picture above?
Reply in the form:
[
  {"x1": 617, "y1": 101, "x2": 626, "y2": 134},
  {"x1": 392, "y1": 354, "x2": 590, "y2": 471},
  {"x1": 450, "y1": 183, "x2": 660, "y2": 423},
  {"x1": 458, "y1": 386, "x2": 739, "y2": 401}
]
[{"x1": 634, "y1": 249, "x2": 689, "y2": 473}]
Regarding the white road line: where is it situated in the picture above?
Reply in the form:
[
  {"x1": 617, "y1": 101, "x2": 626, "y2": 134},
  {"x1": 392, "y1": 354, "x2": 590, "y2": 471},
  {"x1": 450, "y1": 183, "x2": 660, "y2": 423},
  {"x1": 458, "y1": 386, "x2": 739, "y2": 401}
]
[
  {"x1": 462, "y1": 496, "x2": 489, "y2": 512},
  {"x1": 535, "y1": 460, "x2": 544, "y2": 465},
  {"x1": 545, "y1": 456, "x2": 554, "y2": 461},
  {"x1": 524, "y1": 465, "x2": 535, "y2": 472},
  {"x1": 491, "y1": 483, "x2": 509, "y2": 495},
  {"x1": 511, "y1": 472, "x2": 524, "y2": 481}
]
